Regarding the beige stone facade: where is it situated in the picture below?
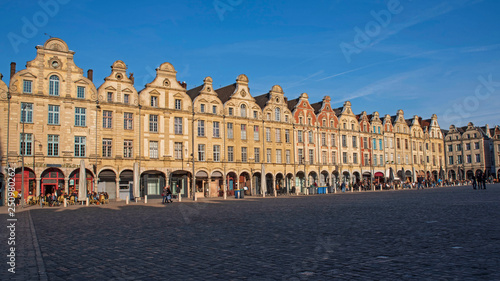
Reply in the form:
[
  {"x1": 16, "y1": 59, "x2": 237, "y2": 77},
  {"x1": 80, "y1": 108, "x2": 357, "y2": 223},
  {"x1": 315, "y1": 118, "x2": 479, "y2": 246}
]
[{"x1": 1, "y1": 38, "x2": 454, "y2": 205}]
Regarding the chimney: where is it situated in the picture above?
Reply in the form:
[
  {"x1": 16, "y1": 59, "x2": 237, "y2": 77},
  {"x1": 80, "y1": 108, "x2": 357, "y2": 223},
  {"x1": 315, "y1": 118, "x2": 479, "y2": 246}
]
[
  {"x1": 0, "y1": 73, "x2": 3, "y2": 81},
  {"x1": 87, "y1": 69, "x2": 93, "y2": 82},
  {"x1": 181, "y1": 81, "x2": 187, "y2": 89},
  {"x1": 10, "y1": 62, "x2": 16, "y2": 81},
  {"x1": 129, "y1": 73, "x2": 134, "y2": 84}
]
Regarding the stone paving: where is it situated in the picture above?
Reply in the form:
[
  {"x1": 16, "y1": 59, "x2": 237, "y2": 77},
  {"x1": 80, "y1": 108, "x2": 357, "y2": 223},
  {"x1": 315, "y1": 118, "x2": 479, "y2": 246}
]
[{"x1": 1, "y1": 185, "x2": 500, "y2": 280}]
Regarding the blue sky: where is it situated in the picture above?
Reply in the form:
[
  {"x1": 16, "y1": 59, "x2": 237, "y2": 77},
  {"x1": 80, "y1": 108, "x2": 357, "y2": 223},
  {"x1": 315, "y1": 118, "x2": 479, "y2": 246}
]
[{"x1": 1, "y1": 0, "x2": 499, "y2": 129}]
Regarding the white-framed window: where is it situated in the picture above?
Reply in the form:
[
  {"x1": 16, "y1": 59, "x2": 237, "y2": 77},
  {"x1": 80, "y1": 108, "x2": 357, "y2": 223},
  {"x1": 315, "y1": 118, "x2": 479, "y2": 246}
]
[
  {"x1": 254, "y1": 125, "x2": 259, "y2": 141},
  {"x1": 276, "y1": 149, "x2": 282, "y2": 163},
  {"x1": 267, "y1": 149, "x2": 272, "y2": 163},
  {"x1": 321, "y1": 133, "x2": 326, "y2": 146},
  {"x1": 298, "y1": 149, "x2": 304, "y2": 164},
  {"x1": 174, "y1": 142, "x2": 182, "y2": 160},
  {"x1": 175, "y1": 99, "x2": 182, "y2": 110},
  {"x1": 198, "y1": 144, "x2": 205, "y2": 161},
  {"x1": 23, "y1": 80, "x2": 32, "y2": 94},
  {"x1": 149, "y1": 141, "x2": 158, "y2": 159},
  {"x1": 49, "y1": 75, "x2": 59, "y2": 96},
  {"x1": 124, "y1": 112, "x2": 133, "y2": 130},
  {"x1": 241, "y1": 124, "x2": 247, "y2": 140},
  {"x1": 285, "y1": 129, "x2": 290, "y2": 143},
  {"x1": 309, "y1": 149, "x2": 314, "y2": 164},
  {"x1": 343, "y1": 152, "x2": 347, "y2": 164},
  {"x1": 266, "y1": 128, "x2": 271, "y2": 142},
  {"x1": 353, "y1": 153, "x2": 358, "y2": 164},
  {"x1": 227, "y1": 123, "x2": 233, "y2": 139},
  {"x1": 228, "y1": 107, "x2": 233, "y2": 116},
  {"x1": 352, "y1": 136, "x2": 357, "y2": 148},
  {"x1": 151, "y1": 96, "x2": 158, "y2": 107},
  {"x1": 285, "y1": 115, "x2": 289, "y2": 122},
  {"x1": 286, "y1": 150, "x2": 291, "y2": 164},
  {"x1": 77, "y1": 86, "x2": 85, "y2": 99},
  {"x1": 74, "y1": 136, "x2": 86, "y2": 157},
  {"x1": 198, "y1": 120, "x2": 205, "y2": 137},
  {"x1": 331, "y1": 134, "x2": 336, "y2": 147},
  {"x1": 200, "y1": 104, "x2": 205, "y2": 113},
  {"x1": 322, "y1": 151, "x2": 327, "y2": 164},
  {"x1": 213, "y1": 145, "x2": 220, "y2": 162},
  {"x1": 298, "y1": 131, "x2": 303, "y2": 143},
  {"x1": 275, "y1": 128, "x2": 281, "y2": 142},
  {"x1": 228, "y1": 146, "x2": 234, "y2": 162},
  {"x1": 75, "y1": 107, "x2": 86, "y2": 127},
  {"x1": 21, "y1": 103, "x2": 33, "y2": 123},
  {"x1": 174, "y1": 117, "x2": 183, "y2": 134},
  {"x1": 103, "y1": 110, "x2": 112, "y2": 129},
  {"x1": 275, "y1": 107, "x2": 280, "y2": 121},
  {"x1": 308, "y1": 131, "x2": 313, "y2": 143},
  {"x1": 380, "y1": 155, "x2": 383, "y2": 166},
  {"x1": 124, "y1": 140, "x2": 133, "y2": 158},
  {"x1": 212, "y1": 105, "x2": 217, "y2": 114},
  {"x1": 102, "y1": 138, "x2": 112, "y2": 157},
  {"x1": 241, "y1": 147, "x2": 247, "y2": 162},
  {"x1": 253, "y1": 111, "x2": 258, "y2": 119},
  {"x1": 20, "y1": 133, "x2": 33, "y2": 156},
  {"x1": 149, "y1": 115, "x2": 158, "y2": 132},
  {"x1": 213, "y1": 121, "x2": 220, "y2": 138},
  {"x1": 240, "y1": 104, "x2": 247, "y2": 118},
  {"x1": 48, "y1": 105, "x2": 59, "y2": 125},
  {"x1": 374, "y1": 155, "x2": 377, "y2": 166},
  {"x1": 332, "y1": 151, "x2": 337, "y2": 164},
  {"x1": 124, "y1": 94, "x2": 129, "y2": 104},
  {"x1": 254, "y1": 148, "x2": 260, "y2": 162},
  {"x1": 47, "y1": 134, "x2": 59, "y2": 156},
  {"x1": 107, "y1": 92, "x2": 113, "y2": 102}
]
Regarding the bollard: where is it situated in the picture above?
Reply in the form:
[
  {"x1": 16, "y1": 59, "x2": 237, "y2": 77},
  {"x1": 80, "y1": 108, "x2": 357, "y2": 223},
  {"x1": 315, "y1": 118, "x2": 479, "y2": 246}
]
[
  {"x1": 86, "y1": 198, "x2": 89, "y2": 206},
  {"x1": 126, "y1": 196, "x2": 129, "y2": 204},
  {"x1": 64, "y1": 198, "x2": 67, "y2": 207},
  {"x1": 145, "y1": 195, "x2": 148, "y2": 204},
  {"x1": 178, "y1": 193, "x2": 182, "y2": 202},
  {"x1": 325, "y1": 188, "x2": 328, "y2": 194}
]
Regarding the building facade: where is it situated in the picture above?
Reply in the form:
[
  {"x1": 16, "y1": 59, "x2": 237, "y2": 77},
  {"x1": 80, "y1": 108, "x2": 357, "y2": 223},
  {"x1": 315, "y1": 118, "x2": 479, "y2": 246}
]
[{"x1": 0, "y1": 38, "x2": 466, "y2": 206}]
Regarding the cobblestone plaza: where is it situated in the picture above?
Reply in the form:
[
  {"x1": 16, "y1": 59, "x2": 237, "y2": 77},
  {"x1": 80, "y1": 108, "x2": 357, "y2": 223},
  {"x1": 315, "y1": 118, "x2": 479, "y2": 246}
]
[{"x1": 1, "y1": 185, "x2": 499, "y2": 280}]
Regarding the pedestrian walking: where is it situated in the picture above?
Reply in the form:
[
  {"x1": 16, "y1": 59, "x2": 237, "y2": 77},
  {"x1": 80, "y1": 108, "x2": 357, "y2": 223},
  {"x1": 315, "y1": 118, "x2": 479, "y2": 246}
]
[
  {"x1": 472, "y1": 175, "x2": 477, "y2": 190},
  {"x1": 162, "y1": 186, "x2": 168, "y2": 204},
  {"x1": 166, "y1": 187, "x2": 173, "y2": 203}
]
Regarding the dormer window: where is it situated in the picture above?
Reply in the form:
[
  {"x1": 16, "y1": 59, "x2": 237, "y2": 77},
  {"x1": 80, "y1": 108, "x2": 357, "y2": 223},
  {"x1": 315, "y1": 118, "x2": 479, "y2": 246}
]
[
  {"x1": 124, "y1": 94, "x2": 129, "y2": 104},
  {"x1": 267, "y1": 113, "x2": 271, "y2": 120},
  {"x1": 23, "y1": 80, "x2": 32, "y2": 94},
  {"x1": 213, "y1": 105, "x2": 217, "y2": 114},
  {"x1": 253, "y1": 111, "x2": 258, "y2": 119},
  {"x1": 308, "y1": 118, "x2": 311, "y2": 125},
  {"x1": 275, "y1": 108, "x2": 280, "y2": 121},
  {"x1": 299, "y1": 117, "x2": 303, "y2": 124},
  {"x1": 77, "y1": 86, "x2": 86, "y2": 99},
  {"x1": 200, "y1": 104, "x2": 205, "y2": 113},
  {"x1": 175, "y1": 99, "x2": 181, "y2": 110},
  {"x1": 285, "y1": 115, "x2": 289, "y2": 122},
  {"x1": 151, "y1": 96, "x2": 158, "y2": 107},
  {"x1": 240, "y1": 104, "x2": 247, "y2": 118},
  {"x1": 49, "y1": 75, "x2": 59, "y2": 96},
  {"x1": 107, "y1": 92, "x2": 113, "y2": 102},
  {"x1": 228, "y1": 107, "x2": 233, "y2": 116}
]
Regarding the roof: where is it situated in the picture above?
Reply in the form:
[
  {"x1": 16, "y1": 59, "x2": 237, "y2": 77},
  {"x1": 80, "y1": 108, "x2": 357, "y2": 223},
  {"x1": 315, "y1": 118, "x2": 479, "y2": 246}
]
[
  {"x1": 441, "y1": 129, "x2": 449, "y2": 136},
  {"x1": 253, "y1": 93, "x2": 269, "y2": 109},
  {"x1": 421, "y1": 119, "x2": 431, "y2": 128},
  {"x1": 214, "y1": 84, "x2": 237, "y2": 104},
  {"x1": 333, "y1": 106, "x2": 343, "y2": 116},
  {"x1": 405, "y1": 119, "x2": 412, "y2": 127},
  {"x1": 287, "y1": 98, "x2": 299, "y2": 112},
  {"x1": 186, "y1": 84, "x2": 203, "y2": 101},
  {"x1": 310, "y1": 101, "x2": 322, "y2": 114}
]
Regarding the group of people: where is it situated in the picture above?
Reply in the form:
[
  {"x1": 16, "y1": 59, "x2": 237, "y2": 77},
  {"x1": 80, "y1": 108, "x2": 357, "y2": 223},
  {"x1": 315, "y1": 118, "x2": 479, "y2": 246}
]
[
  {"x1": 471, "y1": 174, "x2": 487, "y2": 190},
  {"x1": 162, "y1": 186, "x2": 173, "y2": 204}
]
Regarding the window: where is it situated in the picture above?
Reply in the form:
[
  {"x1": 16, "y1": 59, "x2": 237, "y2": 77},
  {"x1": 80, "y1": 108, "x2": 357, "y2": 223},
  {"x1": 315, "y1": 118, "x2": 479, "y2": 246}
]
[
  {"x1": 242, "y1": 147, "x2": 248, "y2": 162},
  {"x1": 75, "y1": 107, "x2": 86, "y2": 127},
  {"x1": 332, "y1": 151, "x2": 337, "y2": 164},
  {"x1": 227, "y1": 123, "x2": 233, "y2": 139},
  {"x1": 228, "y1": 146, "x2": 234, "y2": 162},
  {"x1": 448, "y1": 156, "x2": 454, "y2": 165},
  {"x1": 308, "y1": 131, "x2": 313, "y2": 143},
  {"x1": 379, "y1": 139, "x2": 382, "y2": 150},
  {"x1": 322, "y1": 151, "x2": 327, "y2": 164},
  {"x1": 351, "y1": 124, "x2": 355, "y2": 130},
  {"x1": 397, "y1": 154, "x2": 401, "y2": 164},
  {"x1": 197, "y1": 120, "x2": 205, "y2": 137},
  {"x1": 47, "y1": 134, "x2": 59, "y2": 156},
  {"x1": 102, "y1": 139, "x2": 112, "y2": 157},
  {"x1": 275, "y1": 108, "x2": 280, "y2": 121},
  {"x1": 124, "y1": 94, "x2": 129, "y2": 104},
  {"x1": 343, "y1": 152, "x2": 348, "y2": 164},
  {"x1": 124, "y1": 113, "x2": 133, "y2": 130},
  {"x1": 405, "y1": 155, "x2": 409, "y2": 165},
  {"x1": 171, "y1": 117, "x2": 181, "y2": 135},
  {"x1": 149, "y1": 115, "x2": 158, "y2": 132},
  {"x1": 103, "y1": 110, "x2": 112, "y2": 129},
  {"x1": 21, "y1": 103, "x2": 33, "y2": 123},
  {"x1": 49, "y1": 75, "x2": 59, "y2": 96},
  {"x1": 474, "y1": 142, "x2": 480, "y2": 149},
  {"x1": 373, "y1": 139, "x2": 376, "y2": 150},
  {"x1": 200, "y1": 104, "x2": 205, "y2": 113},
  {"x1": 254, "y1": 125, "x2": 259, "y2": 141},
  {"x1": 267, "y1": 149, "x2": 272, "y2": 163},
  {"x1": 321, "y1": 133, "x2": 326, "y2": 146},
  {"x1": 431, "y1": 143, "x2": 435, "y2": 152},
  {"x1": 74, "y1": 136, "x2": 86, "y2": 157},
  {"x1": 380, "y1": 155, "x2": 383, "y2": 166},
  {"x1": 342, "y1": 135, "x2": 347, "y2": 147},
  {"x1": 276, "y1": 149, "x2": 282, "y2": 164},
  {"x1": 353, "y1": 153, "x2": 358, "y2": 164},
  {"x1": 309, "y1": 149, "x2": 314, "y2": 164},
  {"x1": 20, "y1": 133, "x2": 33, "y2": 156},
  {"x1": 198, "y1": 144, "x2": 205, "y2": 161},
  {"x1": 174, "y1": 142, "x2": 183, "y2": 160},
  {"x1": 330, "y1": 120, "x2": 334, "y2": 128},
  {"x1": 397, "y1": 138, "x2": 400, "y2": 149},
  {"x1": 266, "y1": 128, "x2": 271, "y2": 142},
  {"x1": 373, "y1": 155, "x2": 377, "y2": 166},
  {"x1": 285, "y1": 130, "x2": 290, "y2": 143},
  {"x1": 373, "y1": 126, "x2": 376, "y2": 133},
  {"x1": 365, "y1": 154, "x2": 369, "y2": 165},
  {"x1": 475, "y1": 154, "x2": 481, "y2": 163},
  {"x1": 363, "y1": 137, "x2": 368, "y2": 149},
  {"x1": 240, "y1": 104, "x2": 247, "y2": 117},
  {"x1": 331, "y1": 134, "x2": 336, "y2": 147},
  {"x1": 457, "y1": 155, "x2": 462, "y2": 164},
  {"x1": 149, "y1": 141, "x2": 158, "y2": 158},
  {"x1": 378, "y1": 127, "x2": 381, "y2": 134},
  {"x1": 254, "y1": 148, "x2": 260, "y2": 163},
  {"x1": 228, "y1": 108, "x2": 233, "y2": 116},
  {"x1": 467, "y1": 155, "x2": 472, "y2": 163},
  {"x1": 253, "y1": 111, "x2": 258, "y2": 119},
  {"x1": 448, "y1": 145, "x2": 453, "y2": 152},
  {"x1": 76, "y1": 86, "x2": 85, "y2": 99},
  {"x1": 267, "y1": 113, "x2": 271, "y2": 120},
  {"x1": 299, "y1": 117, "x2": 303, "y2": 124},
  {"x1": 466, "y1": 143, "x2": 471, "y2": 150},
  {"x1": 175, "y1": 99, "x2": 181, "y2": 110},
  {"x1": 107, "y1": 92, "x2": 113, "y2": 102},
  {"x1": 212, "y1": 105, "x2": 217, "y2": 114},
  {"x1": 298, "y1": 149, "x2": 304, "y2": 164},
  {"x1": 213, "y1": 121, "x2": 220, "y2": 138},
  {"x1": 286, "y1": 150, "x2": 291, "y2": 164},
  {"x1": 124, "y1": 140, "x2": 133, "y2": 158},
  {"x1": 151, "y1": 96, "x2": 158, "y2": 107},
  {"x1": 298, "y1": 131, "x2": 303, "y2": 143},
  {"x1": 23, "y1": 80, "x2": 32, "y2": 94},
  {"x1": 213, "y1": 145, "x2": 220, "y2": 162},
  {"x1": 352, "y1": 136, "x2": 357, "y2": 148},
  {"x1": 241, "y1": 124, "x2": 247, "y2": 140},
  {"x1": 308, "y1": 118, "x2": 312, "y2": 125},
  {"x1": 405, "y1": 139, "x2": 409, "y2": 150},
  {"x1": 285, "y1": 115, "x2": 289, "y2": 122},
  {"x1": 275, "y1": 128, "x2": 281, "y2": 142}
]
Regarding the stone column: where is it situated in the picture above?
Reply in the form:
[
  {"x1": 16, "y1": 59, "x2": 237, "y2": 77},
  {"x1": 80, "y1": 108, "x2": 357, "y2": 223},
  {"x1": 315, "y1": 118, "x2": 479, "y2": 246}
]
[
  {"x1": 273, "y1": 175, "x2": 277, "y2": 197},
  {"x1": 36, "y1": 177, "x2": 41, "y2": 197},
  {"x1": 65, "y1": 178, "x2": 69, "y2": 194},
  {"x1": 208, "y1": 176, "x2": 211, "y2": 198},
  {"x1": 115, "y1": 176, "x2": 120, "y2": 200}
]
